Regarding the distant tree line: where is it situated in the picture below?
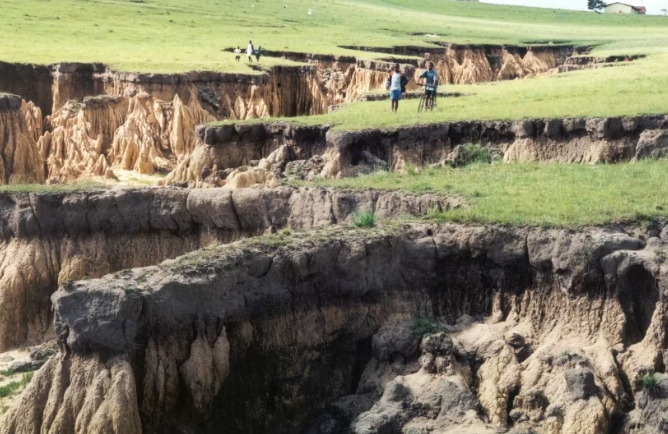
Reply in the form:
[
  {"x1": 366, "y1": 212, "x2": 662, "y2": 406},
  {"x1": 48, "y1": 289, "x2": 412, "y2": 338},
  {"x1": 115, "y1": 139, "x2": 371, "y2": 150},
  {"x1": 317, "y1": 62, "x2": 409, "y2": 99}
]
[{"x1": 588, "y1": 0, "x2": 606, "y2": 12}]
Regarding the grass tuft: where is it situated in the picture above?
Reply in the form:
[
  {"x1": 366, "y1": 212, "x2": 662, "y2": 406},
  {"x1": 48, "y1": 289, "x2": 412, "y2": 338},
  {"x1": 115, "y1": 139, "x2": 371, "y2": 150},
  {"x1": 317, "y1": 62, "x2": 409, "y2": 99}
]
[
  {"x1": 353, "y1": 211, "x2": 376, "y2": 228},
  {"x1": 455, "y1": 145, "x2": 493, "y2": 166},
  {"x1": 643, "y1": 372, "x2": 658, "y2": 390},
  {"x1": 0, "y1": 371, "x2": 33, "y2": 398},
  {"x1": 413, "y1": 316, "x2": 443, "y2": 336}
]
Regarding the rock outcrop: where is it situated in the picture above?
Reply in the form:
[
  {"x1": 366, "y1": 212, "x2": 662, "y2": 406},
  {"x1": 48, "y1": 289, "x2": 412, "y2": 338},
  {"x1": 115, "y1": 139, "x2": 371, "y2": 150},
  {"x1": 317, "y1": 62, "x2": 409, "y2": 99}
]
[
  {"x1": 0, "y1": 186, "x2": 460, "y2": 351},
  {"x1": 3, "y1": 222, "x2": 668, "y2": 434}
]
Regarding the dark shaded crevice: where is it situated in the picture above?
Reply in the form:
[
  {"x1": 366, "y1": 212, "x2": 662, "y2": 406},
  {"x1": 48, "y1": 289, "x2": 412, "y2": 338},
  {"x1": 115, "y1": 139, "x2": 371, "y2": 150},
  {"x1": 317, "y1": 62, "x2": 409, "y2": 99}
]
[
  {"x1": 619, "y1": 264, "x2": 659, "y2": 346},
  {"x1": 351, "y1": 337, "x2": 373, "y2": 393},
  {"x1": 505, "y1": 385, "x2": 520, "y2": 427}
]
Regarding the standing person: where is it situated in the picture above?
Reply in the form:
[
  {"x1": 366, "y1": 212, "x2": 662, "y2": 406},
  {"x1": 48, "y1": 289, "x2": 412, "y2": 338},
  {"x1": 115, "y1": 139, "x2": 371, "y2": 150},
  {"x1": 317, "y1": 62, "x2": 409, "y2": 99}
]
[
  {"x1": 418, "y1": 61, "x2": 439, "y2": 110},
  {"x1": 234, "y1": 46, "x2": 241, "y2": 62},
  {"x1": 255, "y1": 46, "x2": 262, "y2": 62},
  {"x1": 386, "y1": 64, "x2": 407, "y2": 112},
  {"x1": 247, "y1": 40, "x2": 255, "y2": 62}
]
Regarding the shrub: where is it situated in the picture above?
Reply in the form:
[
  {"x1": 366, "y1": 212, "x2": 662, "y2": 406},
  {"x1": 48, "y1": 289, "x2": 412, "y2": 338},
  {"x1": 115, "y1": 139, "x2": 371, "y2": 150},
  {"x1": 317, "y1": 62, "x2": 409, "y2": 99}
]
[
  {"x1": 0, "y1": 381, "x2": 20, "y2": 398},
  {"x1": 413, "y1": 316, "x2": 442, "y2": 336},
  {"x1": 456, "y1": 144, "x2": 492, "y2": 166},
  {"x1": 643, "y1": 372, "x2": 658, "y2": 390},
  {"x1": 0, "y1": 371, "x2": 34, "y2": 398},
  {"x1": 353, "y1": 211, "x2": 376, "y2": 228}
]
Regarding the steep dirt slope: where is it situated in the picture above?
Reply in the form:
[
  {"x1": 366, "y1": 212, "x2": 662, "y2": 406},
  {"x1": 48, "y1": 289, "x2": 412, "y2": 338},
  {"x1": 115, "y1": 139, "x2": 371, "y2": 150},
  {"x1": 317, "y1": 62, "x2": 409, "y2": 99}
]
[
  {"x1": 0, "y1": 186, "x2": 459, "y2": 351},
  {"x1": 0, "y1": 95, "x2": 46, "y2": 185},
  {"x1": 0, "y1": 61, "x2": 391, "y2": 183},
  {"x1": 3, "y1": 222, "x2": 667, "y2": 434}
]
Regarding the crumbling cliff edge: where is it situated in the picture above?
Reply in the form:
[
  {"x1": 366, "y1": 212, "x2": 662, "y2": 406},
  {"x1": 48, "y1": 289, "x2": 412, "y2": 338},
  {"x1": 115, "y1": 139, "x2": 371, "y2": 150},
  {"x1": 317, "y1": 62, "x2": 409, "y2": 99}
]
[
  {"x1": 2, "y1": 221, "x2": 668, "y2": 434},
  {"x1": 0, "y1": 186, "x2": 458, "y2": 352},
  {"x1": 168, "y1": 114, "x2": 668, "y2": 187}
]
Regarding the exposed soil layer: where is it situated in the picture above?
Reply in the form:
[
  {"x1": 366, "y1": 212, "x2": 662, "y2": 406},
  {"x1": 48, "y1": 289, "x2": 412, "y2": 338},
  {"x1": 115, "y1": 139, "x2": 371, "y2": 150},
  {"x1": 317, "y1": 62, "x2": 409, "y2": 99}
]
[
  {"x1": 3, "y1": 222, "x2": 668, "y2": 434},
  {"x1": 0, "y1": 186, "x2": 459, "y2": 351},
  {"x1": 0, "y1": 95, "x2": 45, "y2": 185},
  {"x1": 338, "y1": 42, "x2": 582, "y2": 83},
  {"x1": 172, "y1": 114, "x2": 668, "y2": 187},
  {"x1": 0, "y1": 60, "x2": 389, "y2": 119}
]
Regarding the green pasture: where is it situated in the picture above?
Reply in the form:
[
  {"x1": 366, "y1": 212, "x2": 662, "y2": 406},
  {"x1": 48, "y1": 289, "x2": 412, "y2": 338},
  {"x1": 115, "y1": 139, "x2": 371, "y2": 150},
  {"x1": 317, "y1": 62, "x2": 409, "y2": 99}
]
[{"x1": 3, "y1": 0, "x2": 668, "y2": 73}]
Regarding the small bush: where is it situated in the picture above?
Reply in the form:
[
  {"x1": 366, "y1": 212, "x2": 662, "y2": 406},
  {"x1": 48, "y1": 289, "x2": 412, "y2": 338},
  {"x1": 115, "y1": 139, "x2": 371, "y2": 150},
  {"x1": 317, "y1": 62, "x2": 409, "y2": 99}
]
[
  {"x1": 0, "y1": 371, "x2": 34, "y2": 398},
  {"x1": 0, "y1": 381, "x2": 20, "y2": 398},
  {"x1": 643, "y1": 372, "x2": 658, "y2": 390},
  {"x1": 0, "y1": 368, "x2": 14, "y2": 377},
  {"x1": 353, "y1": 211, "x2": 376, "y2": 228},
  {"x1": 413, "y1": 316, "x2": 442, "y2": 336},
  {"x1": 456, "y1": 144, "x2": 492, "y2": 166},
  {"x1": 406, "y1": 164, "x2": 419, "y2": 176}
]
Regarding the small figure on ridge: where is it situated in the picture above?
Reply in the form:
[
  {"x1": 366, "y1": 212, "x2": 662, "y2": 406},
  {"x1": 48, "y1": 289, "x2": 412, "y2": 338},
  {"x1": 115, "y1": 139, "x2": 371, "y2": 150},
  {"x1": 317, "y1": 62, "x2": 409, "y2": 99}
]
[{"x1": 247, "y1": 40, "x2": 255, "y2": 62}]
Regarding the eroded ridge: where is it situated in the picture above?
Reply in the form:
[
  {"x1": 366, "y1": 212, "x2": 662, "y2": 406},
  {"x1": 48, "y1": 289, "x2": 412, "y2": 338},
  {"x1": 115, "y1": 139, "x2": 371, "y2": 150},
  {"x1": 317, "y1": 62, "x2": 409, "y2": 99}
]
[
  {"x1": 3, "y1": 222, "x2": 668, "y2": 433},
  {"x1": 0, "y1": 186, "x2": 459, "y2": 351},
  {"x1": 170, "y1": 114, "x2": 668, "y2": 188}
]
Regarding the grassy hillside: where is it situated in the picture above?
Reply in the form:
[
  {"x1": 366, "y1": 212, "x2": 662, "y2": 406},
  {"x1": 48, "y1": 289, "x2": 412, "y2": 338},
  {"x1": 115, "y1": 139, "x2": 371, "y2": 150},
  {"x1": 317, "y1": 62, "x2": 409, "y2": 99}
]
[
  {"x1": 297, "y1": 160, "x2": 668, "y2": 227},
  {"x1": 4, "y1": 0, "x2": 668, "y2": 124},
  {"x1": 286, "y1": 53, "x2": 668, "y2": 128},
  {"x1": 3, "y1": 0, "x2": 668, "y2": 73}
]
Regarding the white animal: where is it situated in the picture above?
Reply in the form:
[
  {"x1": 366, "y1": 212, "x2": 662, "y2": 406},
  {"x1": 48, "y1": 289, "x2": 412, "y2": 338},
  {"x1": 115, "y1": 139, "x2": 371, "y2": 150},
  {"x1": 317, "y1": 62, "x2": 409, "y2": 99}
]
[{"x1": 308, "y1": 8, "x2": 313, "y2": 15}]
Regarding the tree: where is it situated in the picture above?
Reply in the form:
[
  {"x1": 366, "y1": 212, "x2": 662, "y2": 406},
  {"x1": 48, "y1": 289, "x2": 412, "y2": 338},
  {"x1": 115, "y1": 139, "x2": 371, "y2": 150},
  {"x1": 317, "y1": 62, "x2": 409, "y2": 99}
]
[{"x1": 587, "y1": 0, "x2": 606, "y2": 12}]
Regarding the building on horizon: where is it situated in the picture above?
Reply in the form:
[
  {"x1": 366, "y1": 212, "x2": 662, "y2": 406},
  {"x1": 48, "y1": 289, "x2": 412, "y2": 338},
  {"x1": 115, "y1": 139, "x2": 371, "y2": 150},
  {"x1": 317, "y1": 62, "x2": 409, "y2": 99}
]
[{"x1": 604, "y1": 2, "x2": 646, "y2": 14}]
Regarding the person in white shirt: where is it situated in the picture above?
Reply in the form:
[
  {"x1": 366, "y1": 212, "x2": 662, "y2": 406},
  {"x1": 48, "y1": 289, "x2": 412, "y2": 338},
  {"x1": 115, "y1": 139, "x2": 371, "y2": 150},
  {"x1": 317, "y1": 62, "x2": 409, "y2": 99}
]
[
  {"x1": 386, "y1": 64, "x2": 407, "y2": 112},
  {"x1": 234, "y1": 46, "x2": 241, "y2": 62},
  {"x1": 247, "y1": 41, "x2": 255, "y2": 62}
]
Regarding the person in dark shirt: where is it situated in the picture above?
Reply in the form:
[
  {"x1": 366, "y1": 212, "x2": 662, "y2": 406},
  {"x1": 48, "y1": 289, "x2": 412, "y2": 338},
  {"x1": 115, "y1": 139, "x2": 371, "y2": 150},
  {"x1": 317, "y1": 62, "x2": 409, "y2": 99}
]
[{"x1": 418, "y1": 61, "x2": 439, "y2": 110}]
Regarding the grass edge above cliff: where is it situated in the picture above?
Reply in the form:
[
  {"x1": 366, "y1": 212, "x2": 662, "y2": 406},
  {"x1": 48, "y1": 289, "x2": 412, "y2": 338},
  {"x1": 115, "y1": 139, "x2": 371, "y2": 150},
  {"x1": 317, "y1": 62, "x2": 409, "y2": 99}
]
[{"x1": 292, "y1": 160, "x2": 668, "y2": 228}]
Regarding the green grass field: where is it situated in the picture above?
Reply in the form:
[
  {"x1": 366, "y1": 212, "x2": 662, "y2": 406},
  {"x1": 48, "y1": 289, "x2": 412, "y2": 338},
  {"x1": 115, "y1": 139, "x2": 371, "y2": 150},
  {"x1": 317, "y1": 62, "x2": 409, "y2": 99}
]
[
  {"x1": 5, "y1": 0, "x2": 668, "y2": 130},
  {"x1": 4, "y1": 0, "x2": 668, "y2": 73},
  {"x1": 296, "y1": 160, "x2": 668, "y2": 227},
  {"x1": 290, "y1": 54, "x2": 668, "y2": 129}
]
